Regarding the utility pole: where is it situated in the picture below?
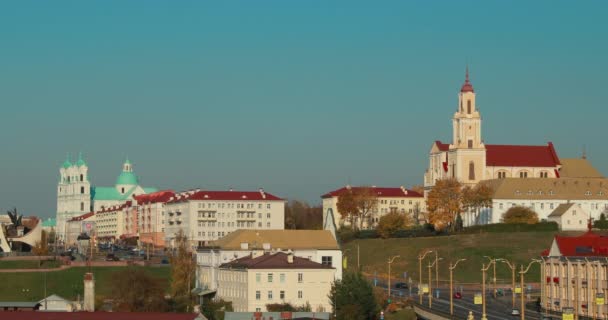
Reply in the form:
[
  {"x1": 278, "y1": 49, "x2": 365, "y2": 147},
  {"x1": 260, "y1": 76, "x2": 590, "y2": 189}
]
[
  {"x1": 520, "y1": 259, "x2": 541, "y2": 320},
  {"x1": 387, "y1": 255, "x2": 400, "y2": 302},
  {"x1": 449, "y1": 259, "x2": 466, "y2": 316},
  {"x1": 418, "y1": 250, "x2": 433, "y2": 304}
]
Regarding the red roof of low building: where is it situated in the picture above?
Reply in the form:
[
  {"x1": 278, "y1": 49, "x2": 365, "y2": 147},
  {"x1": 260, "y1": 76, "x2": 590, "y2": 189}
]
[
  {"x1": 68, "y1": 212, "x2": 94, "y2": 222},
  {"x1": 167, "y1": 190, "x2": 283, "y2": 204},
  {"x1": 542, "y1": 225, "x2": 608, "y2": 257},
  {"x1": 220, "y1": 252, "x2": 333, "y2": 270},
  {"x1": 3, "y1": 312, "x2": 200, "y2": 320},
  {"x1": 485, "y1": 142, "x2": 560, "y2": 167},
  {"x1": 321, "y1": 186, "x2": 423, "y2": 199},
  {"x1": 134, "y1": 190, "x2": 175, "y2": 205}
]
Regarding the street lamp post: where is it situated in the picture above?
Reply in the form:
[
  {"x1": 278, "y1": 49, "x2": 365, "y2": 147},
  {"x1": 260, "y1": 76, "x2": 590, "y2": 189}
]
[
  {"x1": 484, "y1": 256, "x2": 497, "y2": 298},
  {"x1": 387, "y1": 255, "x2": 400, "y2": 302},
  {"x1": 418, "y1": 250, "x2": 433, "y2": 304},
  {"x1": 481, "y1": 259, "x2": 495, "y2": 320},
  {"x1": 435, "y1": 251, "x2": 440, "y2": 288},
  {"x1": 497, "y1": 258, "x2": 517, "y2": 308},
  {"x1": 519, "y1": 259, "x2": 542, "y2": 320},
  {"x1": 449, "y1": 258, "x2": 466, "y2": 316},
  {"x1": 428, "y1": 258, "x2": 440, "y2": 309}
]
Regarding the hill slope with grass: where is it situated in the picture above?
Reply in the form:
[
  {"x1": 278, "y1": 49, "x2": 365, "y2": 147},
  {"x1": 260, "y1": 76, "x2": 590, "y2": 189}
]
[
  {"x1": 342, "y1": 231, "x2": 566, "y2": 284},
  {"x1": 0, "y1": 266, "x2": 170, "y2": 301}
]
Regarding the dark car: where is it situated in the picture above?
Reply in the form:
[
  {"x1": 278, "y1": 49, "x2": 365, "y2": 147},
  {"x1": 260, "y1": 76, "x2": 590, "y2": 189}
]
[
  {"x1": 395, "y1": 282, "x2": 408, "y2": 289},
  {"x1": 453, "y1": 292, "x2": 462, "y2": 299},
  {"x1": 105, "y1": 254, "x2": 120, "y2": 261}
]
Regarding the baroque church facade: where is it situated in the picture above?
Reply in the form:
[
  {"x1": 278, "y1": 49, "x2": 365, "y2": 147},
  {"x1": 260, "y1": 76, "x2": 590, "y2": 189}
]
[
  {"x1": 56, "y1": 153, "x2": 157, "y2": 241},
  {"x1": 424, "y1": 70, "x2": 562, "y2": 194}
]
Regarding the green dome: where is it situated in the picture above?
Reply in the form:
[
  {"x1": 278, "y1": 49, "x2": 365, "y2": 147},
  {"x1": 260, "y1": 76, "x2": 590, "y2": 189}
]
[
  {"x1": 62, "y1": 153, "x2": 72, "y2": 169},
  {"x1": 76, "y1": 152, "x2": 87, "y2": 167},
  {"x1": 116, "y1": 171, "x2": 139, "y2": 185}
]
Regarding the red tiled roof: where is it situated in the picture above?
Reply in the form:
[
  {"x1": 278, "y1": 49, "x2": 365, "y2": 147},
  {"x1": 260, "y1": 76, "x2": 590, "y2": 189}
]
[
  {"x1": 134, "y1": 190, "x2": 175, "y2": 205},
  {"x1": 220, "y1": 252, "x2": 333, "y2": 270},
  {"x1": 434, "y1": 140, "x2": 450, "y2": 152},
  {"x1": 542, "y1": 230, "x2": 608, "y2": 257},
  {"x1": 68, "y1": 212, "x2": 94, "y2": 222},
  {"x1": 485, "y1": 142, "x2": 560, "y2": 167},
  {"x1": 167, "y1": 190, "x2": 283, "y2": 204},
  {"x1": 96, "y1": 201, "x2": 132, "y2": 214},
  {"x1": 3, "y1": 311, "x2": 200, "y2": 320},
  {"x1": 321, "y1": 186, "x2": 423, "y2": 199}
]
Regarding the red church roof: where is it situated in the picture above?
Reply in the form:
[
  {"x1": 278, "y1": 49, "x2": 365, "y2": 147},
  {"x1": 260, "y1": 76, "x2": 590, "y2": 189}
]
[
  {"x1": 321, "y1": 186, "x2": 423, "y2": 199},
  {"x1": 434, "y1": 140, "x2": 450, "y2": 152},
  {"x1": 68, "y1": 212, "x2": 94, "y2": 222},
  {"x1": 485, "y1": 142, "x2": 560, "y2": 167}
]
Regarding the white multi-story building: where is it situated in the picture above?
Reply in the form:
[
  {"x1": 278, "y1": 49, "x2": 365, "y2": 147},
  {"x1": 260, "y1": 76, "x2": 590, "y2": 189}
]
[
  {"x1": 56, "y1": 154, "x2": 157, "y2": 242},
  {"x1": 467, "y1": 177, "x2": 608, "y2": 226},
  {"x1": 163, "y1": 189, "x2": 285, "y2": 248},
  {"x1": 134, "y1": 190, "x2": 175, "y2": 248},
  {"x1": 195, "y1": 229, "x2": 342, "y2": 298},
  {"x1": 321, "y1": 185, "x2": 424, "y2": 228},
  {"x1": 217, "y1": 251, "x2": 335, "y2": 312},
  {"x1": 96, "y1": 201, "x2": 131, "y2": 240}
]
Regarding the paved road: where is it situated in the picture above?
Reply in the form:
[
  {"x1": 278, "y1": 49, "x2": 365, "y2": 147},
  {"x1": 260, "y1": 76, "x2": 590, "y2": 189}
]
[{"x1": 374, "y1": 280, "x2": 554, "y2": 319}]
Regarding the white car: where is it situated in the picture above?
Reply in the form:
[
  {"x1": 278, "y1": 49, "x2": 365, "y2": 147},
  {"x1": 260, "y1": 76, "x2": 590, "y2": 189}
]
[{"x1": 511, "y1": 309, "x2": 520, "y2": 316}]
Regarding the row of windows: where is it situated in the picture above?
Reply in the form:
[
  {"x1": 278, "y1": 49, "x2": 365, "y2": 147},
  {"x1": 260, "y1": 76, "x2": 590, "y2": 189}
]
[
  {"x1": 499, "y1": 202, "x2": 608, "y2": 210},
  {"x1": 255, "y1": 290, "x2": 302, "y2": 301},
  {"x1": 513, "y1": 189, "x2": 605, "y2": 197},
  {"x1": 195, "y1": 202, "x2": 273, "y2": 209},
  {"x1": 379, "y1": 200, "x2": 415, "y2": 205},
  {"x1": 256, "y1": 272, "x2": 304, "y2": 283}
]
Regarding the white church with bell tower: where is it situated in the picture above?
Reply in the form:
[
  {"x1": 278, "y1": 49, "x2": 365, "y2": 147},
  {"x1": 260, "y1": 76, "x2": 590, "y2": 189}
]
[
  {"x1": 56, "y1": 154, "x2": 158, "y2": 242},
  {"x1": 424, "y1": 69, "x2": 562, "y2": 193}
]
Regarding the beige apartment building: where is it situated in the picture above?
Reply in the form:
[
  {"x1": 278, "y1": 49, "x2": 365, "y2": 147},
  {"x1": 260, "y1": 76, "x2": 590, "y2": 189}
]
[
  {"x1": 195, "y1": 229, "x2": 342, "y2": 297},
  {"x1": 134, "y1": 190, "x2": 175, "y2": 248},
  {"x1": 217, "y1": 251, "x2": 335, "y2": 312},
  {"x1": 542, "y1": 228, "x2": 608, "y2": 319},
  {"x1": 322, "y1": 185, "x2": 424, "y2": 229}
]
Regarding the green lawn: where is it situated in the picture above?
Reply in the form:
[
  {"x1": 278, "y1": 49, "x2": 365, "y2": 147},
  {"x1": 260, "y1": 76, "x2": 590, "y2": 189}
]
[
  {"x1": 0, "y1": 259, "x2": 61, "y2": 269},
  {"x1": 0, "y1": 266, "x2": 171, "y2": 301},
  {"x1": 343, "y1": 231, "x2": 560, "y2": 284},
  {"x1": 385, "y1": 308, "x2": 416, "y2": 320}
]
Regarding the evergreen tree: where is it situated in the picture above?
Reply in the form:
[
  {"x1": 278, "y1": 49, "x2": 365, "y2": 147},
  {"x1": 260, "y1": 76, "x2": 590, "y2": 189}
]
[
  {"x1": 329, "y1": 272, "x2": 379, "y2": 320},
  {"x1": 595, "y1": 213, "x2": 608, "y2": 230},
  {"x1": 455, "y1": 213, "x2": 464, "y2": 231}
]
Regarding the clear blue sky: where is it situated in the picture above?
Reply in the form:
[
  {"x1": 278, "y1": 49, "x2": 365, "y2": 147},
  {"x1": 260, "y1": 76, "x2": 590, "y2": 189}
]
[{"x1": 1, "y1": 1, "x2": 607, "y2": 218}]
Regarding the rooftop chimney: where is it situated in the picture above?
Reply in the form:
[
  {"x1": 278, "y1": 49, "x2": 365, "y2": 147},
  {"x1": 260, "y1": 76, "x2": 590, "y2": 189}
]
[
  {"x1": 259, "y1": 188, "x2": 266, "y2": 199},
  {"x1": 287, "y1": 252, "x2": 294, "y2": 264},
  {"x1": 83, "y1": 273, "x2": 95, "y2": 312}
]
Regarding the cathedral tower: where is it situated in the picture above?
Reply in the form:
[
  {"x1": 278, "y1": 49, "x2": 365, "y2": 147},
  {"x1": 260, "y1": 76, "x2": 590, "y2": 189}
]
[
  {"x1": 56, "y1": 152, "x2": 91, "y2": 241},
  {"x1": 447, "y1": 69, "x2": 487, "y2": 185}
]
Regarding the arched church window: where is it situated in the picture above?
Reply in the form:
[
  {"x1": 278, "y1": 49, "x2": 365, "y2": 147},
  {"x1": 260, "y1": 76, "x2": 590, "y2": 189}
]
[
  {"x1": 467, "y1": 100, "x2": 471, "y2": 114},
  {"x1": 468, "y1": 140, "x2": 473, "y2": 149},
  {"x1": 468, "y1": 162, "x2": 475, "y2": 180},
  {"x1": 80, "y1": 202, "x2": 84, "y2": 211},
  {"x1": 80, "y1": 174, "x2": 84, "y2": 181},
  {"x1": 121, "y1": 187, "x2": 125, "y2": 194},
  {"x1": 81, "y1": 186, "x2": 85, "y2": 194},
  {"x1": 67, "y1": 177, "x2": 70, "y2": 183},
  {"x1": 519, "y1": 171, "x2": 528, "y2": 178}
]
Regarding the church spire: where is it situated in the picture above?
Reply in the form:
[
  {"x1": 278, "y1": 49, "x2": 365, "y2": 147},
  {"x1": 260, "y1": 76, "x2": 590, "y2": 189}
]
[{"x1": 460, "y1": 66, "x2": 474, "y2": 93}]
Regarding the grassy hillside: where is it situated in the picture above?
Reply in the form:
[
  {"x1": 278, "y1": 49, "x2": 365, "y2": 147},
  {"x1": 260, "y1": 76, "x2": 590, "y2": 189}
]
[
  {"x1": 342, "y1": 231, "x2": 560, "y2": 284},
  {"x1": 0, "y1": 266, "x2": 171, "y2": 301}
]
